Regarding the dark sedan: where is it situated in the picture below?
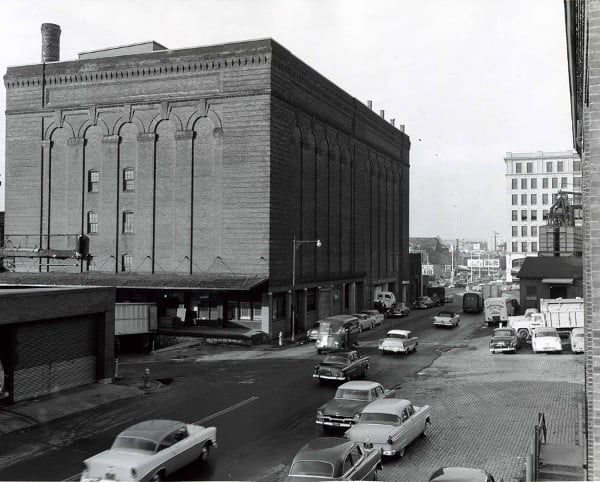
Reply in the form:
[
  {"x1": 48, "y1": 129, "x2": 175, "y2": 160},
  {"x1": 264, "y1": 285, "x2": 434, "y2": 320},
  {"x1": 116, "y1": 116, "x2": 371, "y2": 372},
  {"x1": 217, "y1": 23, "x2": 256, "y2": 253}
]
[
  {"x1": 489, "y1": 327, "x2": 521, "y2": 354},
  {"x1": 286, "y1": 437, "x2": 382, "y2": 481},
  {"x1": 413, "y1": 296, "x2": 435, "y2": 309},
  {"x1": 313, "y1": 351, "x2": 369, "y2": 383}
]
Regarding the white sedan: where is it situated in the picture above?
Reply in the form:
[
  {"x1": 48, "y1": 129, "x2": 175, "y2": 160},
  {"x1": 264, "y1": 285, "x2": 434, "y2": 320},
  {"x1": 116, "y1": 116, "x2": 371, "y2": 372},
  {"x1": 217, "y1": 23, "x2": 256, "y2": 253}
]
[
  {"x1": 432, "y1": 310, "x2": 460, "y2": 328},
  {"x1": 81, "y1": 420, "x2": 217, "y2": 482},
  {"x1": 344, "y1": 398, "x2": 431, "y2": 457},
  {"x1": 531, "y1": 327, "x2": 563, "y2": 354}
]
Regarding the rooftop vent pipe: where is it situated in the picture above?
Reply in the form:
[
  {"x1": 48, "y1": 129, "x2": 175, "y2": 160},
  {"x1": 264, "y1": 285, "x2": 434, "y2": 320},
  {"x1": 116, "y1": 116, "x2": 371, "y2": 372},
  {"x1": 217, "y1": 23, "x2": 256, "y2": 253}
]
[
  {"x1": 367, "y1": 100, "x2": 373, "y2": 110},
  {"x1": 41, "y1": 23, "x2": 61, "y2": 62}
]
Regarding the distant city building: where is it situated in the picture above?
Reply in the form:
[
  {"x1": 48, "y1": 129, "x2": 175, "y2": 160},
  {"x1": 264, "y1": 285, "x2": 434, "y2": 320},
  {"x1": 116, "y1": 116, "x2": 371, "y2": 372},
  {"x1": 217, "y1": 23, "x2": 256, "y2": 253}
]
[{"x1": 504, "y1": 150, "x2": 581, "y2": 281}]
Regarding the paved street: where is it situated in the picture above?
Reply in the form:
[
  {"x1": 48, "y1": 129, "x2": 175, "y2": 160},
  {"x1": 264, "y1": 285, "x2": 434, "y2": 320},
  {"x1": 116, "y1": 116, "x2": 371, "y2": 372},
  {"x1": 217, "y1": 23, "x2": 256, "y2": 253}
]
[{"x1": 0, "y1": 303, "x2": 584, "y2": 481}]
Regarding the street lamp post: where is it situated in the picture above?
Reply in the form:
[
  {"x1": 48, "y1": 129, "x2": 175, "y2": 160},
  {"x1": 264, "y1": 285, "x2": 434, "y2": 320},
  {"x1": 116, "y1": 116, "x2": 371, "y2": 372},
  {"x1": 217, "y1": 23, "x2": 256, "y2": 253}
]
[{"x1": 292, "y1": 236, "x2": 322, "y2": 341}]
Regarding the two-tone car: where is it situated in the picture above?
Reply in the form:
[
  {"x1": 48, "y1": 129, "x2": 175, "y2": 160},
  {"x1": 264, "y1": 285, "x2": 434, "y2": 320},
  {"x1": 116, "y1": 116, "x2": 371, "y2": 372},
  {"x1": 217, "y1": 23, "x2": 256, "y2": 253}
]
[
  {"x1": 489, "y1": 327, "x2": 521, "y2": 353},
  {"x1": 352, "y1": 313, "x2": 374, "y2": 332},
  {"x1": 80, "y1": 419, "x2": 217, "y2": 482},
  {"x1": 414, "y1": 296, "x2": 435, "y2": 309},
  {"x1": 285, "y1": 437, "x2": 382, "y2": 481},
  {"x1": 432, "y1": 310, "x2": 460, "y2": 328},
  {"x1": 379, "y1": 330, "x2": 418, "y2": 355},
  {"x1": 570, "y1": 327, "x2": 585, "y2": 353},
  {"x1": 532, "y1": 327, "x2": 563, "y2": 354},
  {"x1": 313, "y1": 351, "x2": 369, "y2": 382},
  {"x1": 344, "y1": 398, "x2": 431, "y2": 457},
  {"x1": 316, "y1": 380, "x2": 399, "y2": 430},
  {"x1": 361, "y1": 309, "x2": 384, "y2": 327}
]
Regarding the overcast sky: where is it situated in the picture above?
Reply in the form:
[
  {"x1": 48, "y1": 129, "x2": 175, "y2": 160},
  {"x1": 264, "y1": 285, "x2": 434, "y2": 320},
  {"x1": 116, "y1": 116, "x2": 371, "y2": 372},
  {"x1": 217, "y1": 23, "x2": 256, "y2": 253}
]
[{"x1": 0, "y1": 0, "x2": 574, "y2": 245}]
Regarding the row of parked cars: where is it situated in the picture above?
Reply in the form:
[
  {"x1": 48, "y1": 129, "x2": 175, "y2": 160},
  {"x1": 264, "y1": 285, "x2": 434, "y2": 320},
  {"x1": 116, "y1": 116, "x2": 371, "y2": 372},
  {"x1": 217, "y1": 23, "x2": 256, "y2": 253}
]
[{"x1": 489, "y1": 326, "x2": 585, "y2": 354}]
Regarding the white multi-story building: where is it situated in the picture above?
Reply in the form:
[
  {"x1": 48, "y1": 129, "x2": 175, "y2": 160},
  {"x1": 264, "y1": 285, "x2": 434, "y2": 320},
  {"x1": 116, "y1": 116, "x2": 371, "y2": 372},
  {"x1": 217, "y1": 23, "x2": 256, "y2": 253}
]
[{"x1": 504, "y1": 150, "x2": 582, "y2": 281}]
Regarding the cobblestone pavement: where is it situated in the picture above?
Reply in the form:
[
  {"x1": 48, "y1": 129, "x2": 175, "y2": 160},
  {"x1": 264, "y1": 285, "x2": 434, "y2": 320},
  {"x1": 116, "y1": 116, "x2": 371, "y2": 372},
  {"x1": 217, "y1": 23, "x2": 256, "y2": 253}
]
[{"x1": 375, "y1": 336, "x2": 584, "y2": 482}]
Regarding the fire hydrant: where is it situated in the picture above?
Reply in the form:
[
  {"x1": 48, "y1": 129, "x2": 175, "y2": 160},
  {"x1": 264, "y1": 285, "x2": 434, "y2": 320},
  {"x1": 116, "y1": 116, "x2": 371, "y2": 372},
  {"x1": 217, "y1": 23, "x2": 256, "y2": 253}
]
[
  {"x1": 143, "y1": 367, "x2": 150, "y2": 388},
  {"x1": 278, "y1": 331, "x2": 283, "y2": 347}
]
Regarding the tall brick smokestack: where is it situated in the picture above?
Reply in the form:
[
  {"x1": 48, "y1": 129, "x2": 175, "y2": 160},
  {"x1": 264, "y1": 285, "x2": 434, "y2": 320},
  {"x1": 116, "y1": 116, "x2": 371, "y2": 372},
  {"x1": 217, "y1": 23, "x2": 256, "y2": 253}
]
[{"x1": 41, "y1": 23, "x2": 61, "y2": 62}]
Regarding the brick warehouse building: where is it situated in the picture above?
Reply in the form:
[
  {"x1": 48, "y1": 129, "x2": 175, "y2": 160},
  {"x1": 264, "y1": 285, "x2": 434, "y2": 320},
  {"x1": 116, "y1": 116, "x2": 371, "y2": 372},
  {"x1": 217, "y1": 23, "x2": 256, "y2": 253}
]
[
  {"x1": 2, "y1": 25, "x2": 410, "y2": 338},
  {"x1": 566, "y1": 0, "x2": 600, "y2": 477}
]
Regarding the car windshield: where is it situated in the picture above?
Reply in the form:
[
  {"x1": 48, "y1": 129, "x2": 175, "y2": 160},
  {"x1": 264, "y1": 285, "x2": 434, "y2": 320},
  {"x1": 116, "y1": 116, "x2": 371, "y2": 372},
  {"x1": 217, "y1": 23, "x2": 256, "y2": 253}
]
[
  {"x1": 494, "y1": 330, "x2": 513, "y2": 337},
  {"x1": 323, "y1": 354, "x2": 350, "y2": 364},
  {"x1": 387, "y1": 333, "x2": 407, "y2": 339},
  {"x1": 335, "y1": 388, "x2": 372, "y2": 401},
  {"x1": 437, "y1": 312, "x2": 453, "y2": 317},
  {"x1": 319, "y1": 321, "x2": 343, "y2": 334},
  {"x1": 289, "y1": 461, "x2": 334, "y2": 477},
  {"x1": 359, "y1": 412, "x2": 401, "y2": 425},
  {"x1": 111, "y1": 436, "x2": 156, "y2": 453},
  {"x1": 535, "y1": 330, "x2": 558, "y2": 338}
]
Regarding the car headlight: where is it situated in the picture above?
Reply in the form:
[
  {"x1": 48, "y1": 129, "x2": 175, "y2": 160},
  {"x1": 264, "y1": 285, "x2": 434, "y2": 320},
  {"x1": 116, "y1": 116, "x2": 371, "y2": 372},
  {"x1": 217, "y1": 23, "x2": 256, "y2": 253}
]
[
  {"x1": 317, "y1": 410, "x2": 323, "y2": 417},
  {"x1": 334, "y1": 341, "x2": 339, "y2": 347},
  {"x1": 353, "y1": 413, "x2": 360, "y2": 421}
]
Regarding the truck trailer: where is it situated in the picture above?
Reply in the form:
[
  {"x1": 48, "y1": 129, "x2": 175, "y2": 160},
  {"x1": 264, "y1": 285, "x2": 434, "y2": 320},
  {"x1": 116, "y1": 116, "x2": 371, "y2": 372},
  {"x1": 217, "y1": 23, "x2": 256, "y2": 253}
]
[{"x1": 115, "y1": 302, "x2": 158, "y2": 352}]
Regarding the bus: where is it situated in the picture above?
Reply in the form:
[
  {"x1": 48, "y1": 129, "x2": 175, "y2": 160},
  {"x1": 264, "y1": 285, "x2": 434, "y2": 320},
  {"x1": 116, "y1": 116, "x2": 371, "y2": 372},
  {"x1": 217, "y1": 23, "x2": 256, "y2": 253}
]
[{"x1": 463, "y1": 292, "x2": 483, "y2": 313}]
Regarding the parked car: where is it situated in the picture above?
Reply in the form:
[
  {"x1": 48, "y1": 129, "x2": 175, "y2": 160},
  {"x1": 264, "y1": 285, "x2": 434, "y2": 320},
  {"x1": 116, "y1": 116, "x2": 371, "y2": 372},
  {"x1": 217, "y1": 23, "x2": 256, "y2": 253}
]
[
  {"x1": 570, "y1": 327, "x2": 585, "y2": 353},
  {"x1": 428, "y1": 467, "x2": 496, "y2": 482},
  {"x1": 531, "y1": 327, "x2": 563, "y2": 354},
  {"x1": 316, "y1": 380, "x2": 399, "y2": 429},
  {"x1": 344, "y1": 398, "x2": 431, "y2": 457},
  {"x1": 414, "y1": 296, "x2": 435, "y2": 309},
  {"x1": 489, "y1": 327, "x2": 521, "y2": 354},
  {"x1": 352, "y1": 313, "x2": 374, "y2": 332},
  {"x1": 80, "y1": 420, "x2": 217, "y2": 482},
  {"x1": 307, "y1": 321, "x2": 321, "y2": 341},
  {"x1": 313, "y1": 351, "x2": 369, "y2": 382},
  {"x1": 285, "y1": 437, "x2": 382, "y2": 481},
  {"x1": 361, "y1": 309, "x2": 384, "y2": 326},
  {"x1": 432, "y1": 310, "x2": 460, "y2": 328},
  {"x1": 388, "y1": 303, "x2": 410, "y2": 318},
  {"x1": 379, "y1": 330, "x2": 418, "y2": 355}
]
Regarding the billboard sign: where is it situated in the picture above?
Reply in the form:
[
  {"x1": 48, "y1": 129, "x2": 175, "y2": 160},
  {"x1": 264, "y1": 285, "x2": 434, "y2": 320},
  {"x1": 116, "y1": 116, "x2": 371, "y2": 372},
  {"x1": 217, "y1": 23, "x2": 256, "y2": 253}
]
[
  {"x1": 484, "y1": 259, "x2": 500, "y2": 268},
  {"x1": 422, "y1": 264, "x2": 434, "y2": 275},
  {"x1": 467, "y1": 259, "x2": 483, "y2": 268}
]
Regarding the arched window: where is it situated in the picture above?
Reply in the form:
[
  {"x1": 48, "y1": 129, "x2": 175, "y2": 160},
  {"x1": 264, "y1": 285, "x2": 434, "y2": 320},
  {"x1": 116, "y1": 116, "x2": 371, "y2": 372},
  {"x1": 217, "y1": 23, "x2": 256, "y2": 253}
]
[{"x1": 87, "y1": 212, "x2": 98, "y2": 234}]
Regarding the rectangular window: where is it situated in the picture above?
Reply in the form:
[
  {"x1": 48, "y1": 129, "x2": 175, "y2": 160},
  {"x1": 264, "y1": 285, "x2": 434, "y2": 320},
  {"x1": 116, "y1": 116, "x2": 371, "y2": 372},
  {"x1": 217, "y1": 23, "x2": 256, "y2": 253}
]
[
  {"x1": 122, "y1": 211, "x2": 134, "y2": 233},
  {"x1": 239, "y1": 302, "x2": 252, "y2": 320},
  {"x1": 557, "y1": 161, "x2": 564, "y2": 172},
  {"x1": 87, "y1": 212, "x2": 98, "y2": 234},
  {"x1": 515, "y1": 163, "x2": 522, "y2": 173},
  {"x1": 552, "y1": 193, "x2": 558, "y2": 203},
  {"x1": 543, "y1": 210, "x2": 549, "y2": 220},
  {"x1": 542, "y1": 193, "x2": 548, "y2": 204},
  {"x1": 543, "y1": 178, "x2": 549, "y2": 188},
  {"x1": 522, "y1": 242, "x2": 528, "y2": 252},
  {"x1": 573, "y1": 160, "x2": 582, "y2": 172},
  {"x1": 88, "y1": 170, "x2": 99, "y2": 193},
  {"x1": 530, "y1": 178, "x2": 537, "y2": 189},
  {"x1": 512, "y1": 226, "x2": 518, "y2": 237},
  {"x1": 552, "y1": 178, "x2": 558, "y2": 188},
  {"x1": 512, "y1": 179, "x2": 518, "y2": 189},
  {"x1": 227, "y1": 301, "x2": 238, "y2": 320},
  {"x1": 526, "y1": 285, "x2": 537, "y2": 298},
  {"x1": 512, "y1": 242, "x2": 519, "y2": 253},
  {"x1": 521, "y1": 226, "x2": 527, "y2": 237},
  {"x1": 532, "y1": 242, "x2": 538, "y2": 252},
  {"x1": 531, "y1": 210, "x2": 537, "y2": 221},
  {"x1": 272, "y1": 293, "x2": 287, "y2": 320},
  {"x1": 521, "y1": 210, "x2": 527, "y2": 221},
  {"x1": 521, "y1": 178, "x2": 527, "y2": 189},
  {"x1": 122, "y1": 254, "x2": 133, "y2": 272},
  {"x1": 531, "y1": 225, "x2": 538, "y2": 236},
  {"x1": 123, "y1": 168, "x2": 135, "y2": 192},
  {"x1": 546, "y1": 161, "x2": 553, "y2": 173},
  {"x1": 307, "y1": 288, "x2": 317, "y2": 312},
  {"x1": 574, "y1": 177, "x2": 582, "y2": 190},
  {"x1": 512, "y1": 210, "x2": 518, "y2": 221},
  {"x1": 561, "y1": 177, "x2": 568, "y2": 188},
  {"x1": 531, "y1": 194, "x2": 537, "y2": 205},
  {"x1": 512, "y1": 194, "x2": 518, "y2": 205},
  {"x1": 527, "y1": 162, "x2": 533, "y2": 173},
  {"x1": 252, "y1": 302, "x2": 262, "y2": 321},
  {"x1": 521, "y1": 194, "x2": 527, "y2": 205}
]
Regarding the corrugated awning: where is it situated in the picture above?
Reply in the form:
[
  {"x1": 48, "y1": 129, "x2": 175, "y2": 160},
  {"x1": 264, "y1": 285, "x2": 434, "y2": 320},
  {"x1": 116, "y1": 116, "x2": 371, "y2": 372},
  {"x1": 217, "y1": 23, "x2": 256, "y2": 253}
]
[
  {"x1": 541, "y1": 278, "x2": 574, "y2": 284},
  {"x1": 0, "y1": 272, "x2": 268, "y2": 291}
]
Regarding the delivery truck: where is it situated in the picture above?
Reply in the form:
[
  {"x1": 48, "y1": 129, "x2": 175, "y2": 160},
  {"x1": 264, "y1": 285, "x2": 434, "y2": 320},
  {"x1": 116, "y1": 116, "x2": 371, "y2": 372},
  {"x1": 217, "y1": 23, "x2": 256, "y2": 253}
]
[{"x1": 115, "y1": 302, "x2": 158, "y2": 352}]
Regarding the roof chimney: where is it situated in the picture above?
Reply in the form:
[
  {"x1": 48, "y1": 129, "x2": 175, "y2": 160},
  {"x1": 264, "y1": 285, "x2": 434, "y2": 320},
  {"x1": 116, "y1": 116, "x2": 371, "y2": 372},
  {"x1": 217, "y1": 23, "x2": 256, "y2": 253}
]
[
  {"x1": 41, "y1": 23, "x2": 61, "y2": 62},
  {"x1": 367, "y1": 100, "x2": 373, "y2": 110},
  {"x1": 390, "y1": 119, "x2": 395, "y2": 126},
  {"x1": 399, "y1": 125, "x2": 405, "y2": 133},
  {"x1": 379, "y1": 110, "x2": 385, "y2": 119}
]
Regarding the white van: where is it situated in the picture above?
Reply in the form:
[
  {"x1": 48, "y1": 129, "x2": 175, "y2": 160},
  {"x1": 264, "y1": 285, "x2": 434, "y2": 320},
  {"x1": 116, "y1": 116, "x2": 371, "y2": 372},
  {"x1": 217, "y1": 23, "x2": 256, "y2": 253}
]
[
  {"x1": 484, "y1": 297, "x2": 514, "y2": 326},
  {"x1": 376, "y1": 291, "x2": 397, "y2": 310}
]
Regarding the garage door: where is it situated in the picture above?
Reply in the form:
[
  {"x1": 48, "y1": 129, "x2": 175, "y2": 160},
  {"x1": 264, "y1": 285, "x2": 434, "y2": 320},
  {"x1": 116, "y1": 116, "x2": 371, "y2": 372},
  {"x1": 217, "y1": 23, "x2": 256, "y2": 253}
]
[{"x1": 13, "y1": 316, "x2": 97, "y2": 402}]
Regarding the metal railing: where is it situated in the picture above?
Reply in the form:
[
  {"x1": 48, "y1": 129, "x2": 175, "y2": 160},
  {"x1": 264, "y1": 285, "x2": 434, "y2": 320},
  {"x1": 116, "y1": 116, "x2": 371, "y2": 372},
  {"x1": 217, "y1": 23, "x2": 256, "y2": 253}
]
[{"x1": 533, "y1": 412, "x2": 547, "y2": 481}]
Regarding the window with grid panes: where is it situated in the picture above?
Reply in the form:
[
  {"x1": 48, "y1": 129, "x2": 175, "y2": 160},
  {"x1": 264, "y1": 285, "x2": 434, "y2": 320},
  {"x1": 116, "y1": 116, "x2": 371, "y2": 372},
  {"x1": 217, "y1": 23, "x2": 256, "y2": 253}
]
[
  {"x1": 87, "y1": 212, "x2": 98, "y2": 234},
  {"x1": 512, "y1": 226, "x2": 518, "y2": 237},
  {"x1": 521, "y1": 210, "x2": 527, "y2": 221},
  {"x1": 557, "y1": 161, "x2": 564, "y2": 172},
  {"x1": 521, "y1": 194, "x2": 527, "y2": 205},
  {"x1": 521, "y1": 226, "x2": 527, "y2": 237},
  {"x1": 561, "y1": 177, "x2": 568, "y2": 188},
  {"x1": 512, "y1": 179, "x2": 518, "y2": 189},
  {"x1": 531, "y1": 226, "x2": 537, "y2": 236},
  {"x1": 522, "y1": 242, "x2": 528, "y2": 252},
  {"x1": 531, "y1": 194, "x2": 537, "y2": 204},
  {"x1": 546, "y1": 161, "x2": 553, "y2": 172},
  {"x1": 512, "y1": 194, "x2": 518, "y2": 205},
  {"x1": 122, "y1": 254, "x2": 133, "y2": 272},
  {"x1": 515, "y1": 163, "x2": 522, "y2": 173},
  {"x1": 531, "y1": 178, "x2": 537, "y2": 189},
  {"x1": 527, "y1": 162, "x2": 533, "y2": 173},
  {"x1": 512, "y1": 210, "x2": 518, "y2": 221},
  {"x1": 512, "y1": 242, "x2": 518, "y2": 252},
  {"x1": 552, "y1": 178, "x2": 558, "y2": 188},
  {"x1": 542, "y1": 193, "x2": 548, "y2": 204},
  {"x1": 123, "y1": 168, "x2": 135, "y2": 192},
  {"x1": 531, "y1": 211, "x2": 537, "y2": 221},
  {"x1": 88, "y1": 170, "x2": 99, "y2": 193},
  {"x1": 532, "y1": 242, "x2": 538, "y2": 252},
  {"x1": 122, "y1": 211, "x2": 134, "y2": 233},
  {"x1": 521, "y1": 178, "x2": 527, "y2": 189},
  {"x1": 543, "y1": 178, "x2": 548, "y2": 188}
]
